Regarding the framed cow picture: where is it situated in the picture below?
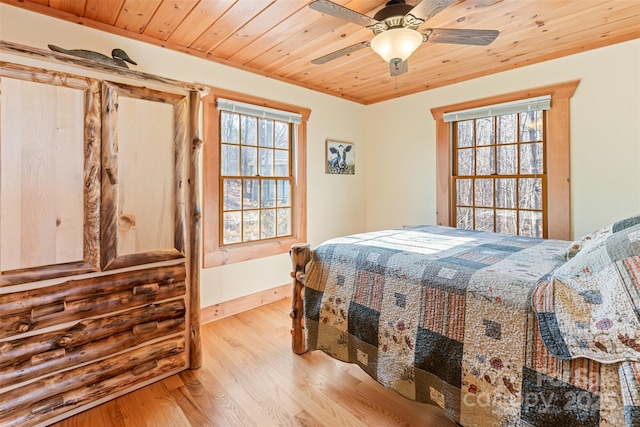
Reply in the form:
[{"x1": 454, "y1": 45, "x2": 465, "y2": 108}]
[{"x1": 326, "y1": 139, "x2": 355, "y2": 175}]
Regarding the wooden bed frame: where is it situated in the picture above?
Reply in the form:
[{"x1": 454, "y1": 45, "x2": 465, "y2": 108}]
[{"x1": 289, "y1": 244, "x2": 311, "y2": 355}]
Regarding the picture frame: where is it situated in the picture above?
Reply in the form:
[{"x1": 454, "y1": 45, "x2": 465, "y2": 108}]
[{"x1": 325, "y1": 139, "x2": 355, "y2": 175}]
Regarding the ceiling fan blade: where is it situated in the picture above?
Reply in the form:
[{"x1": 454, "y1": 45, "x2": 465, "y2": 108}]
[
  {"x1": 405, "y1": 0, "x2": 456, "y2": 25},
  {"x1": 427, "y1": 28, "x2": 499, "y2": 45},
  {"x1": 309, "y1": 0, "x2": 380, "y2": 27},
  {"x1": 390, "y1": 60, "x2": 408, "y2": 76},
  {"x1": 311, "y1": 41, "x2": 370, "y2": 65}
]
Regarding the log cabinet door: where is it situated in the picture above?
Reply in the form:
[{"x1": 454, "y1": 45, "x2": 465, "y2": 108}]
[
  {"x1": 101, "y1": 81, "x2": 188, "y2": 271},
  {"x1": 0, "y1": 62, "x2": 101, "y2": 286}
]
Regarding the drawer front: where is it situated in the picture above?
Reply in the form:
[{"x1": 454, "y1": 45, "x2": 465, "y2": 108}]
[
  {"x1": 0, "y1": 336, "x2": 186, "y2": 427},
  {"x1": 0, "y1": 263, "x2": 186, "y2": 339},
  {"x1": 0, "y1": 299, "x2": 186, "y2": 387}
]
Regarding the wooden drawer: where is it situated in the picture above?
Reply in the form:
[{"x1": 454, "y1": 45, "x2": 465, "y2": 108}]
[
  {"x1": 0, "y1": 263, "x2": 186, "y2": 339},
  {"x1": 0, "y1": 299, "x2": 185, "y2": 387},
  {"x1": 0, "y1": 336, "x2": 186, "y2": 427}
]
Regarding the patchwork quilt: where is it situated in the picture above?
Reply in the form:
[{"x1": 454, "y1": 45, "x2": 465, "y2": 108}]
[{"x1": 303, "y1": 225, "x2": 638, "y2": 427}]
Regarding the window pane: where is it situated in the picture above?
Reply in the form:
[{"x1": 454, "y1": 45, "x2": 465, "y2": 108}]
[
  {"x1": 261, "y1": 209, "x2": 276, "y2": 239},
  {"x1": 261, "y1": 179, "x2": 276, "y2": 208},
  {"x1": 277, "y1": 208, "x2": 291, "y2": 236},
  {"x1": 221, "y1": 144, "x2": 239, "y2": 176},
  {"x1": 223, "y1": 211, "x2": 241, "y2": 244},
  {"x1": 243, "y1": 210, "x2": 260, "y2": 241},
  {"x1": 457, "y1": 120, "x2": 474, "y2": 148},
  {"x1": 456, "y1": 207, "x2": 473, "y2": 229},
  {"x1": 241, "y1": 146, "x2": 257, "y2": 176},
  {"x1": 520, "y1": 142, "x2": 543, "y2": 174},
  {"x1": 217, "y1": 105, "x2": 297, "y2": 248},
  {"x1": 496, "y1": 210, "x2": 517, "y2": 235},
  {"x1": 450, "y1": 106, "x2": 547, "y2": 239},
  {"x1": 474, "y1": 178, "x2": 493, "y2": 207},
  {"x1": 476, "y1": 146, "x2": 495, "y2": 175},
  {"x1": 274, "y1": 122, "x2": 289, "y2": 149},
  {"x1": 241, "y1": 116, "x2": 257, "y2": 146},
  {"x1": 277, "y1": 179, "x2": 291, "y2": 207},
  {"x1": 258, "y1": 119, "x2": 273, "y2": 147},
  {"x1": 476, "y1": 117, "x2": 494, "y2": 146},
  {"x1": 223, "y1": 179, "x2": 241, "y2": 210},
  {"x1": 496, "y1": 178, "x2": 516, "y2": 209},
  {"x1": 497, "y1": 114, "x2": 517, "y2": 144},
  {"x1": 475, "y1": 208, "x2": 494, "y2": 232},
  {"x1": 456, "y1": 179, "x2": 472, "y2": 206},
  {"x1": 259, "y1": 148, "x2": 274, "y2": 176},
  {"x1": 520, "y1": 110, "x2": 543, "y2": 142},
  {"x1": 519, "y1": 210, "x2": 543, "y2": 238},
  {"x1": 221, "y1": 112, "x2": 239, "y2": 144},
  {"x1": 497, "y1": 145, "x2": 517, "y2": 175},
  {"x1": 243, "y1": 179, "x2": 259, "y2": 209},
  {"x1": 274, "y1": 149, "x2": 289, "y2": 177},
  {"x1": 518, "y1": 178, "x2": 542, "y2": 210},
  {"x1": 457, "y1": 148, "x2": 474, "y2": 175}
]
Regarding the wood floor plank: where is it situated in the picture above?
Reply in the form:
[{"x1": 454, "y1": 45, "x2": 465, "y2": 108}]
[
  {"x1": 180, "y1": 366, "x2": 258, "y2": 427},
  {"x1": 51, "y1": 297, "x2": 459, "y2": 427}
]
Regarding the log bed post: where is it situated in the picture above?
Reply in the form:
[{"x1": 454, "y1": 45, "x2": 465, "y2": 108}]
[{"x1": 290, "y1": 243, "x2": 311, "y2": 355}]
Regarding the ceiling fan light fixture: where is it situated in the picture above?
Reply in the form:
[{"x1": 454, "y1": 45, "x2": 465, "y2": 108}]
[{"x1": 370, "y1": 27, "x2": 423, "y2": 63}]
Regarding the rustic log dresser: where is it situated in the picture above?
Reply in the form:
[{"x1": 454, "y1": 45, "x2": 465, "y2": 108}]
[{"x1": 0, "y1": 41, "x2": 204, "y2": 426}]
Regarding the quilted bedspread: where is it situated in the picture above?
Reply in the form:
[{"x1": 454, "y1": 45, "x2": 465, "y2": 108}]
[{"x1": 303, "y1": 225, "x2": 638, "y2": 427}]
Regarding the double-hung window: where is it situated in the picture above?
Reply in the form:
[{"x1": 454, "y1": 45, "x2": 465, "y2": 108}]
[
  {"x1": 218, "y1": 100, "x2": 296, "y2": 244},
  {"x1": 203, "y1": 89, "x2": 310, "y2": 267},
  {"x1": 431, "y1": 81, "x2": 580, "y2": 240},
  {"x1": 446, "y1": 97, "x2": 549, "y2": 237}
]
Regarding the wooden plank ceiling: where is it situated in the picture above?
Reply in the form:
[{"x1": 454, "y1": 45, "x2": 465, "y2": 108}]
[{"x1": 2, "y1": 0, "x2": 639, "y2": 104}]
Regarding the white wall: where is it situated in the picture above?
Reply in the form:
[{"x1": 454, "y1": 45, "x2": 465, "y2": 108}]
[
  {"x1": 365, "y1": 39, "x2": 640, "y2": 239},
  {"x1": 0, "y1": 4, "x2": 367, "y2": 307},
  {"x1": 2, "y1": 5, "x2": 639, "y2": 307}
]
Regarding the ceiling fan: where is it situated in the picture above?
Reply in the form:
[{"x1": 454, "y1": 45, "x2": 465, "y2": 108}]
[{"x1": 309, "y1": 0, "x2": 499, "y2": 76}]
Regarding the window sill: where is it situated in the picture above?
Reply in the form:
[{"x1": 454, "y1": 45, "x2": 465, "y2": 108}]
[{"x1": 203, "y1": 235, "x2": 306, "y2": 268}]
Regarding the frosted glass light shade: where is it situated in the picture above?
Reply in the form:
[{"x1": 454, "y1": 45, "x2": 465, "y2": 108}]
[{"x1": 370, "y1": 28, "x2": 423, "y2": 63}]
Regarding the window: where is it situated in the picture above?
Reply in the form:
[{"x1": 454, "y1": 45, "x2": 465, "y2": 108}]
[
  {"x1": 431, "y1": 81, "x2": 580, "y2": 241},
  {"x1": 451, "y1": 105, "x2": 548, "y2": 237},
  {"x1": 219, "y1": 108, "x2": 293, "y2": 244},
  {"x1": 203, "y1": 89, "x2": 311, "y2": 267}
]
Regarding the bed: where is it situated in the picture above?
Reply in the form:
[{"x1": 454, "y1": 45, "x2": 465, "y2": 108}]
[{"x1": 289, "y1": 219, "x2": 640, "y2": 427}]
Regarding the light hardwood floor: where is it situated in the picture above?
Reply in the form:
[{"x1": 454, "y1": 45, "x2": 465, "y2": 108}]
[{"x1": 52, "y1": 297, "x2": 459, "y2": 427}]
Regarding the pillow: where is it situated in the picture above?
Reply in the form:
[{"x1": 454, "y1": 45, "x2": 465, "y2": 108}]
[
  {"x1": 565, "y1": 213, "x2": 640, "y2": 260},
  {"x1": 533, "y1": 223, "x2": 640, "y2": 363}
]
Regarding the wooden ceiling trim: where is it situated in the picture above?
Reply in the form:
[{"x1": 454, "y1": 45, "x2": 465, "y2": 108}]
[
  {"x1": 165, "y1": 0, "x2": 237, "y2": 48},
  {"x1": 189, "y1": 0, "x2": 274, "y2": 54},
  {"x1": 356, "y1": 36, "x2": 639, "y2": 104},
  {"x1": 211, "y1": 1, "x2": 308, "y2": 60},
  {"x1": 141, "y1": 0, "x2": 199, "y2": 41}
]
